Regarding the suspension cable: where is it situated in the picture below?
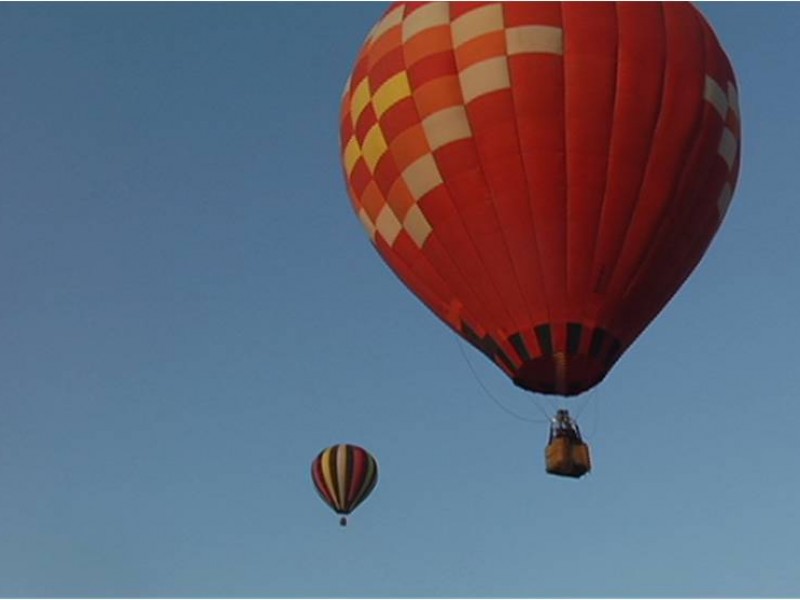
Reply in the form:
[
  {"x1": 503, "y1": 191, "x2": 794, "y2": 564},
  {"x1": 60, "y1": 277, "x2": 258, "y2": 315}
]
[
  {"x1": 569, "y1": 383, "x2": 603, "y2": 441},
  {"x1": 455, "y1": 339, "x2": 550, "y2": 423}
]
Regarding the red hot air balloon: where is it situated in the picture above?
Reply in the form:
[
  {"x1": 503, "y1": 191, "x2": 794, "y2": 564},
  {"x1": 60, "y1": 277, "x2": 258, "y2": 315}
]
[
  {"x1": 340, "y1": 3, "x2": 740, "y2": 399},
  {"x1": 341, "y1": 2, "x2": 740, "y2": 396},
  {"x1": 312, "y1": 444, "x2": 378, "y2": 526}
]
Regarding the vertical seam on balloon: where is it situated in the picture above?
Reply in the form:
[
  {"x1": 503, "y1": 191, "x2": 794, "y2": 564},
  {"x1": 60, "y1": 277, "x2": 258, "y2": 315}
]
[
  {"x1": 342, "y1": 444, "x2": 354, "y2": 511},
  {"x1": 613, "y1": 4, "x2": 678, "y2": 333},
  {"x1": 502, "y1": 3, "x2": 554, "y2": 355},
  {"x1": 351, "y1": 456, "x2": 367, "y2": 509},
  {"x1": 364, "y1": 457, "x2": 378, "y2": 508},
  {"x1": 336, "y1": 444, "x2": 349, "y2": 512},
  {"x1": 363, "y1": 4, "x2": 490, "y2": 344},
  {"x1": 579, "y1": 4, "x2": 620, "y2": 336},
  {"x1": 346, "y1": 446, "x2": 363, "y2": 506},
  {"x1": 449, "y1": 5, "x2": 539, "y2": 348},
  {"x1": 363, "y1": 456, "x2": 378, "y2": 508},
  {"x1": 620, "y1": 9, "x2": 722, "y2": 333},
  {"x1": 383, "y1": 3, "x2": 517, "y2": 346},
  {"x1": 621, "y1": 2, "x2": 713, "y2": 332},
  {"x1": 312, "y1": 455, "x2": 335, "y2": 510},
  {"x1": 353, "y1": 450, "x2": 367, "y2": 509},
  {"x1": 352, "y1": 454, "x2": 377, "y2": 512},
  {"x1": 594, "y1": 1, "x2": 669, "y2": 336},
  {"x1": 322, "y1": 447, "x2": 341, "y2": 512},
  {"x1": 326, "y1": 445, "x2": 342, "y2": 512},
  {"x1": 400, "y1": 3, "x2": 522, "y2": 343},
  {"x1": 374, "y1": 4, "x2": 478, "y2": 340},
  {"x1": 559, "y1": 2, "x2": 570, "y2": 340},
  {"x1": 491, "y1": 5, "x2": 550, "y2": 356}
]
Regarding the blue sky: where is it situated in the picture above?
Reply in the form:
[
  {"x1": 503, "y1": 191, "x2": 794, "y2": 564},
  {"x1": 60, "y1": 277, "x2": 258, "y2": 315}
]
[{"x1": 0, "y1": 2, "x2": 797, "y2": 598}]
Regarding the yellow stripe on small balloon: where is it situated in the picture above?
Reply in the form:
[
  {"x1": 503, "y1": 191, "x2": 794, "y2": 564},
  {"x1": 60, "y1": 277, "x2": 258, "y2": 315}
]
[
  {"x1": 319, "y1": 447, "x2": 341, "y2": 511},
  {"x1": 336, "y1": 445, "x2": 349, "y2": 511}
]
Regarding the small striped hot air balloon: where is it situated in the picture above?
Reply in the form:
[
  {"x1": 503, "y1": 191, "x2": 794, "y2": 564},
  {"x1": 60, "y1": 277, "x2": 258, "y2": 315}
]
[{"x1": 311, "y1": 444, "x2": 378, "y2": 526}]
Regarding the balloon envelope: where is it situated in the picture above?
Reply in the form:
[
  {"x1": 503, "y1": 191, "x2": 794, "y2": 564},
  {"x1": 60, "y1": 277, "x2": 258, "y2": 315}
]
[
  {"x1": 311, "y1": 444, "x2": 378, "y2": 519},
  {"x1": 340, "y1": 1, "x2": 740, "y2": 396}
]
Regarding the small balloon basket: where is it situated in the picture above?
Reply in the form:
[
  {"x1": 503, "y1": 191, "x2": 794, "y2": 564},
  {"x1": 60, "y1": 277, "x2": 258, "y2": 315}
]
[{"x1": 545, "y1": 409, "x2": 591, "y2": 478}]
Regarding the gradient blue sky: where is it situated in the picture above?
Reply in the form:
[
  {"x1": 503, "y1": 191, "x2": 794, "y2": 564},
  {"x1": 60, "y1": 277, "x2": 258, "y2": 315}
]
[{"x1": 0, "y1": 3, "x2": 797, "y2": 598}]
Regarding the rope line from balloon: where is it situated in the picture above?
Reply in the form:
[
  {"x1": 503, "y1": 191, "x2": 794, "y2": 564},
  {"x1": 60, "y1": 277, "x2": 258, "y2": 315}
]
[{"x1": 456, "y1": 339, "x2": 551, "y2": 424}]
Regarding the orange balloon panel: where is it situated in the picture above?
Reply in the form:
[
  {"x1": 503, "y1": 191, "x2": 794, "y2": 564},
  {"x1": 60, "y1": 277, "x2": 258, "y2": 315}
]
[{"x1": 340, "y1": 2, "x2": 740, "y2": 396}]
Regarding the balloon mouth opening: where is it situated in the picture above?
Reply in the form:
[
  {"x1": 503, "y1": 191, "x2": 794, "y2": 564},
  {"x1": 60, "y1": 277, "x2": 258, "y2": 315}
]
[{"x1": 513, "y1": 354, "x2": 610, "y2": 396}]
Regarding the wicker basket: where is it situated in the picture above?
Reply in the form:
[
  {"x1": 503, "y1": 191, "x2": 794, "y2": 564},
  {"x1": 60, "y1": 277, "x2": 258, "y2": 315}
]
[{"x1": 545, "y1": 437, "x2": 591, "y2": 478}]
